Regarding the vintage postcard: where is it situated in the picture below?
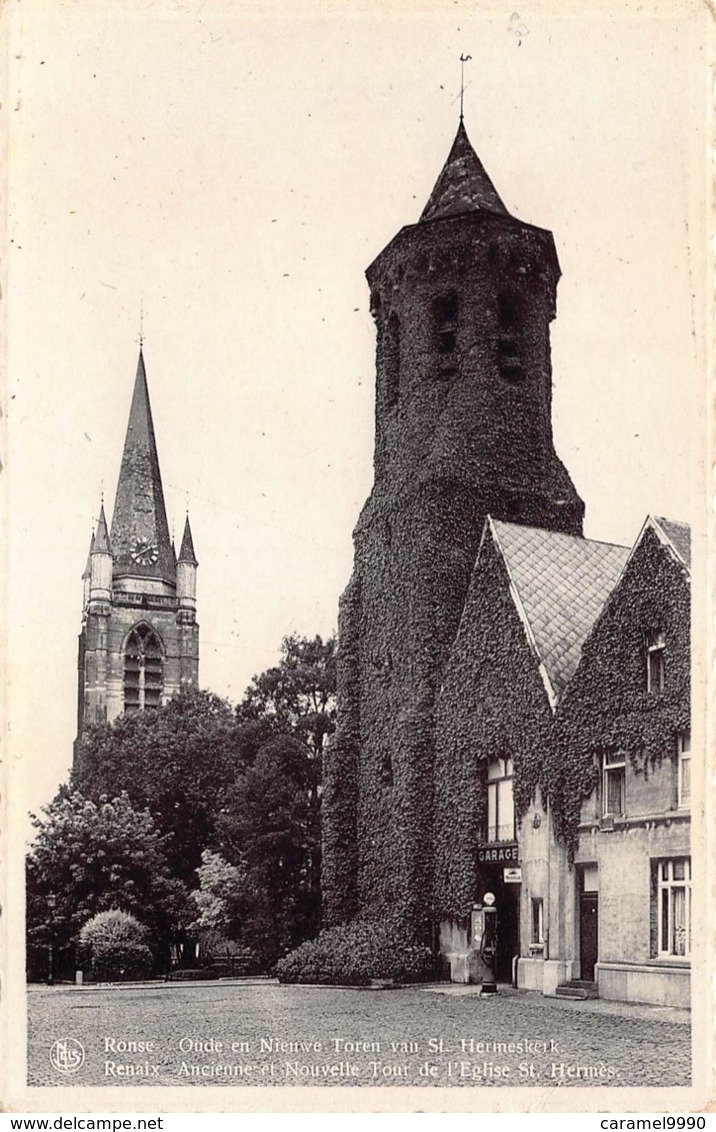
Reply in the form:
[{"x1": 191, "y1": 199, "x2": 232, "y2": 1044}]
[{"x1": 1, "y1": 0, "x2": 712, "y2": 1115}]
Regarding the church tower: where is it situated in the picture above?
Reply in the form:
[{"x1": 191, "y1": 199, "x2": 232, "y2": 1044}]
[
  {"x1": 322, "y1": 121, "x2": 584, "y2": 934},
  {"x1": 74, "y1": 349, "x2": 199, "y2": 755}
]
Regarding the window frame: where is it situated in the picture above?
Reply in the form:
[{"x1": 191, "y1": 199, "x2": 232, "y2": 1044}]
[
  {"x1": 485, "y1": 756, "x2": 516, "y2": 843},
  {"x1": 602, "y1": 750, "x2": 626, "y2": 818},
  {"x1": 124, "y1": 623, "x2": 164, "y2": 713},
  {"x1": 646, "y1": 630, "x2": 666, "y2": 694},
  {"x1": 677, "y1": 732, "x2": 691, "y2": 809},
  {"x1": 531, "y1": 897, "x2": 544, "y2": 947},
  {"x1": 657, "y1": 858, "x2": 691, "y2": 959}
]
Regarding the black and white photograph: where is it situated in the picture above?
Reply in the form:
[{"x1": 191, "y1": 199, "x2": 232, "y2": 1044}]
[{"x1": 2, "y1": 0, "x2": 711, "y2": 1113}]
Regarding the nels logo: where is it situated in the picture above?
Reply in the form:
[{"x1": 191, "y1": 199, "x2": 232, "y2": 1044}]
[{"x1": 50, "y1": 1038, "x2": 85, "y2": 1075}]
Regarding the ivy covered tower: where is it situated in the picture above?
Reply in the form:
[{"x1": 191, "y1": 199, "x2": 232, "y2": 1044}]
[
  {"x1": 322, "y1": 120, "x2": 584, "y2": 935},
  {"x1": 74, "y1": 349, "x2": 199, "y2": 759}
]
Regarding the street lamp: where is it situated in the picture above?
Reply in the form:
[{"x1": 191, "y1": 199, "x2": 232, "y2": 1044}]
[{"x1": 47, "y1": 893, "x2": 56, "y2": 986}]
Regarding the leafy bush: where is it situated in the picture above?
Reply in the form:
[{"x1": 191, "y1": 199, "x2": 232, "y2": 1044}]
[
  {"x1": 79, "y1": 910, "x2": 153, "y2": 982},
  {"x1": 89, "y1": 941, "x2": 154, "y2": 981},
  {"x1": 275, "y1": 919, "x2": 435, "y2": 986}
]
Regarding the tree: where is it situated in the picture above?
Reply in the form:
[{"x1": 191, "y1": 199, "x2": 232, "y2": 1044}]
[
  {"x1": 72, "y1": 688, "x2": 262, "y2": 884},
  {"x1": 26, "y1": 790, "x2": 189, "y2": 978},
  {"x1": 190, "y1": 849, "x2": 247, "y2": 937},
  {"x1": 237, "y1": 634, "x2": 337, "y2": 759},
  {"x1": 217, "y1": 736, "x2": 321, "y2": 964}
]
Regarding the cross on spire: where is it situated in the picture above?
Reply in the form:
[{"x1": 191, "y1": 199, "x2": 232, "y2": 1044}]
[{"x1": 459, "y1": 53, "x2": 472, "y2": 122}]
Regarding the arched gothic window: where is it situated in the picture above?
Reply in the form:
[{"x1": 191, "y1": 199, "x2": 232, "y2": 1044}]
[{"x1": 124, "y1": 624, "x2": 164, "y2": 713}]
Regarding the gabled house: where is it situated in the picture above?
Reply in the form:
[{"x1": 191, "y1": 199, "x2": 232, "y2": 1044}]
[
  {"x1": 542, "y1": 516, "x2": 691, "y2": 1006},
  {"x1": 433, "y1": 517, "x2": 629, "y2": 983}
]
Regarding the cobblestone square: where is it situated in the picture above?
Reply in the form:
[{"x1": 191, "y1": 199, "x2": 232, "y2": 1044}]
[{"x1": 27, "y1": 981, "x2": 690, "y2": 1089}]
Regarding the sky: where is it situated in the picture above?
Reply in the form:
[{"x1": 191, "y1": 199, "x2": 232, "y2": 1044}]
[{"x1": 5, "y1": 0, "x2": 707, "y2": 825}]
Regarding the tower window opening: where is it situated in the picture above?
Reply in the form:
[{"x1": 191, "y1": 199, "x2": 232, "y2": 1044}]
[
  {"x1": 124, "y1": 624, "x2": 164, "y2": 713},
  {"x1": 497, "y1": 290, "x2": 525, "y2": 382},
  {"x1": 380, "y1": 751, "x2": 394, "y2": 788},
  {"x1": 505, "y1": 496, "x2": 522, "y2": 521},
  {"x1": 383, "y1": 312, "x2": 401, "y2": 406},
  {"x1": 498, "y1": 292, "x2": 524, "y2": 332},
  {"x1": 434, "y1": 293, "x2": 458, "y2": 360}
]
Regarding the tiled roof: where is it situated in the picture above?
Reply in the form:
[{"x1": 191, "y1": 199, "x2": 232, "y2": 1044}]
[
  {"x1": 654, "y1": 516, "x2": 691, "y2": 570},
  {"x1": 491, "y1": 520, "x2": 630, "y2": 701},
  {"x1": 420, "y1": 121, "x2": 508, "y2": 223}
]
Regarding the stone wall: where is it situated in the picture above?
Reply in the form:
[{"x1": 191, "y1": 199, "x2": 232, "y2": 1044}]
[{"x1": 78, "y1": 600, "x2": 199, "y2": 733}]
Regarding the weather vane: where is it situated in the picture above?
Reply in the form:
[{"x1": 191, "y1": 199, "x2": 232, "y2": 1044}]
[
  {"x1": 459, "y1": 53, "x2": 472, "y2": 122},
  {"x1": 139, "y1": 296, "x2": 145, "y2": 348}
]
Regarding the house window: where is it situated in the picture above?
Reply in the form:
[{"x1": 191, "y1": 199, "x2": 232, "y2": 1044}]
[
  {"x1": 646, "y1": 630, "x2": 665, "y2": 693},
  {"x1": 531, "y1": 898, "x2": 544, "y2": 946},
  {"x1": 658, "y1": 858, "x2": 691, "y2": 958},
  {"x1": 602, "y1": 751, "x2": 625, "y2": 818},
  {"x1": 677, "y1": 733, "x2": 691, "y2": 808},
  {"x1": 124, "y1": 624, "x2": 163, "y2": 713},
  {"x1": 433, "y1": 293, "x2": 458, "y2": 357},
  {"x1": 486, "y1": 757, "x2": 515, "y2": 842}
]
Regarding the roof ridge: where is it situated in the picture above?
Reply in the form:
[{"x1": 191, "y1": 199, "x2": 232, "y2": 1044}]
[
  {"x1": 654, "y1": 513, "x2": 690, "y2": 529},
  {"x1": 490, "y1": 517, "x2": 630, "y2": 552},
  {"x1": 489, "y1": 517, "x2": 630, "y2": 702}
]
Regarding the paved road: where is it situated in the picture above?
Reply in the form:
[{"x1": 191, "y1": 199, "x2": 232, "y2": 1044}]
[{"x1": 27, "y1": 982, "x2": 690, "y2": 1089}]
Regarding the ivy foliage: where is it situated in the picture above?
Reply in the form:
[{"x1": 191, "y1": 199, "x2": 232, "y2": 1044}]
[
  {"x1": 433, "y1": 532, "x2": 553, "y2": 919},
  {"x1": 275, "y1": 916, "x2": 435, "y2": 986},
  {"x1": 546, "y1": 528, "x2": 690, "y2": 856}
]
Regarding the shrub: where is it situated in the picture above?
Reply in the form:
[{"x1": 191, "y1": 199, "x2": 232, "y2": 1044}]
[
  {"x1": 89, "y1": 940, "x2": 154, "y2": 981},
  {"x1": 79, "y1": 910, "x2": 153, "y2": 982},
  {"x1": 275, "y1": 919, "x2": 435, "y2": 986}
]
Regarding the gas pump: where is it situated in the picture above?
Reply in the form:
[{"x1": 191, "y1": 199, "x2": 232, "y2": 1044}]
[{"x1": 477, "y1": 887, "x2": 499, "y2": 996}]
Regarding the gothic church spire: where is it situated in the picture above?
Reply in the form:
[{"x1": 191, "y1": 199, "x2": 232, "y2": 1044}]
[{"x1": 110, "y1": 348, "x2": 175, "y2": 586}]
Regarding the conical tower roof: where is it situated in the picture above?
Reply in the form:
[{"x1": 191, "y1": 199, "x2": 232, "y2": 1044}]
[
  {"x1": 83, "y1": 529, "x2": 96, "y2": 577},
  {"x1": 420, "y1": 120, "x2": 508, "y2": 223},
  {"x1": 178, "y1": 515, "x2": 198, "y2": 566},
  {"x1": 94, "y1": 503, "x2": 112, "y2": 554},
  {"x1": 110, "y1": 349, "x2": 175, "y2": 585}
]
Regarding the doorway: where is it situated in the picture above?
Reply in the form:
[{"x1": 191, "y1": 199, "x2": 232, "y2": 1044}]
[{"x1": 579, "y1": 892, "x2": 599, "y2": 981}]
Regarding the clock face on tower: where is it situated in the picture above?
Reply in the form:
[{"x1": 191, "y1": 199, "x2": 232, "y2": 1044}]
[{"x1": 130, "y1": 537, "x2": 159, "y2": 566}]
